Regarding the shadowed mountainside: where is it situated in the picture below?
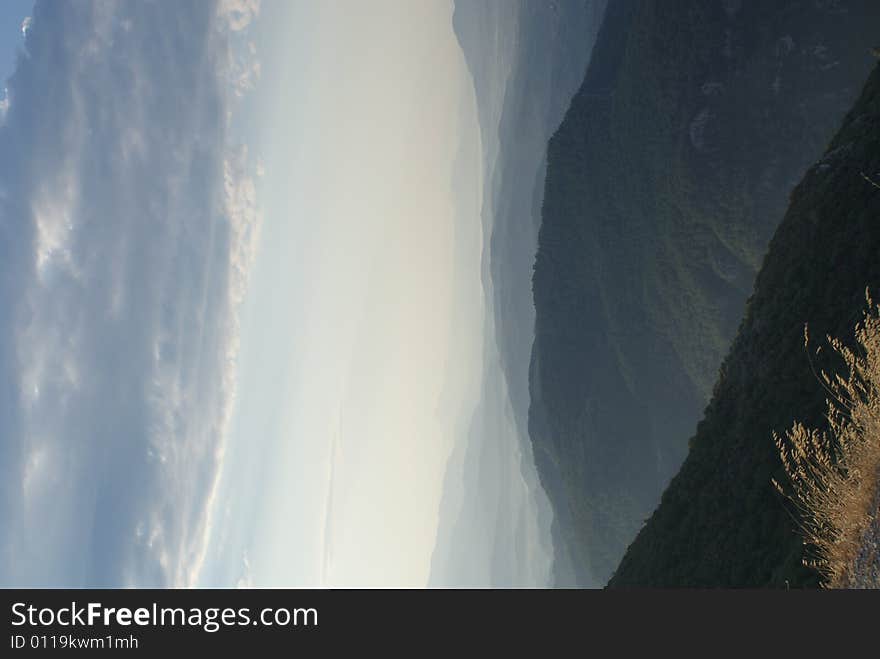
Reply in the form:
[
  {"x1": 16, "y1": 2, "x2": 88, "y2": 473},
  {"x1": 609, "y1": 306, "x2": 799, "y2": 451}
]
[
  {"x1": 530, "y1": 0, "x2": 880, "y2": 586},
  {"x1": 610, "y1": 61, "x2": 880, "y2": 587}
]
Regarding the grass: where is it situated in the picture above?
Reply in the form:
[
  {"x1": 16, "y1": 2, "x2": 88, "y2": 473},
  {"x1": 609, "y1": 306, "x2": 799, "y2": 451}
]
[{"x1": 774, "y1": 292, "x2": 880, "y2": 588}]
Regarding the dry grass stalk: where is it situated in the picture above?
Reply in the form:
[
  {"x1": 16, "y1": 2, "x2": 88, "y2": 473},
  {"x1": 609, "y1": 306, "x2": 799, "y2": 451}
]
[{"x1": 773, "y1": 291, "x2": 880, "y2": 588}]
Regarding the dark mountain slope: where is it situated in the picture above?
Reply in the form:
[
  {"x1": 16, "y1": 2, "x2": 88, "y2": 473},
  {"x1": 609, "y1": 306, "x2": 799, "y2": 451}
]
[
  {"x1": 611, "y1": 61, "x2": 880, "y2": 587},
  {"x1": 530, "y1": 0, "x2": 880, "y2": 586}
]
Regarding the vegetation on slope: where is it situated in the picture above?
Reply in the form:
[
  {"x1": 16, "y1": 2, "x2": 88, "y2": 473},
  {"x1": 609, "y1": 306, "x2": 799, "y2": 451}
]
[
  {"x1": 774, "y1": 297, "x2": 880, "y2": 588},
  {"x1": 610, "y1": 62, "x2": 880, "y2": 587}
]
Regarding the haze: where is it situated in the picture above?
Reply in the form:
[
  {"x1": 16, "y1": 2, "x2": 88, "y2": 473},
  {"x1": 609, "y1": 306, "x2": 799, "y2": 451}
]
[{"x1": 201, "y1": 0, "x2": 493, "y2": 587}]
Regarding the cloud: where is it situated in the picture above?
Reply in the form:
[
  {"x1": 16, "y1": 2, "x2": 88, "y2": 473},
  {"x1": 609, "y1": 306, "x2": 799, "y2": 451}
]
[
  {"x1": 219, "y1": 1, "x2": 262, "y2": 98},
  {"x1": 235, "y1": 551, "x2": 253, "y2": 589},
  {"x1": 219, "y1": 0, "x2": 260, "y2": 32},
  {"x1": 0, "y1": 0, "x2": 261, "y2": 586}
]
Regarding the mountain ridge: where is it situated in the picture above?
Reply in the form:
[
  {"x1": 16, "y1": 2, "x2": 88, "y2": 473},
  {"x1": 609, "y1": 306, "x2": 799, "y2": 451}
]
[
  {"x1": 529, "y1": 0, "x2": 880, "y2": 586},
  {"x1": 610, "y1": 60, "x2": 880, "y2": 587}
]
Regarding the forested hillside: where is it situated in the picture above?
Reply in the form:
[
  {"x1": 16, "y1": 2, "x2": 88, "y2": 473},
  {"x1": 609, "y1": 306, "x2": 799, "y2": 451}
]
[
  {"x1": 611, "y1": 61, "x2": 880, "y2": 587},
  {"x1": 529, "y1": 0, "x2": 880, "y2": 585}
]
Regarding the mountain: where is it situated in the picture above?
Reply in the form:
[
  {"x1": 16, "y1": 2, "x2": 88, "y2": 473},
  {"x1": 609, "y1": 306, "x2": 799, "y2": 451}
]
[
  {"x1": 610, "y1": 60, "x2": 880, "y2": 587},
  {"x1": 529, "y1": 0, "x2": 880, "y2": 586},
  {"x1": 429, "y1": 0, "x2": 606, "y2": 586}
]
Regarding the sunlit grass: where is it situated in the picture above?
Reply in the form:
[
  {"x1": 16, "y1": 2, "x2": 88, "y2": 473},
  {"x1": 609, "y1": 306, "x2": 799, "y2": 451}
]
[{"x1": 774, "y1": 291, "x2": 880, "y2": 588}]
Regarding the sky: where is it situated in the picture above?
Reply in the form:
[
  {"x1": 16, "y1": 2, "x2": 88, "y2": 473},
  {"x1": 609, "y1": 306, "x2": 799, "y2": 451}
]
[
  {"x1": 0, "y1": 0, "x2": 261, "y2": 586},
  {"x1": 199, "y1": 0, "x2": 486, "y2": 588},
  {"x1": 0, "y1": 0, "x2": 508, "y2": 587},
  {"x1": 0, "y1": 1, "x2": 31, "y2": 113}
]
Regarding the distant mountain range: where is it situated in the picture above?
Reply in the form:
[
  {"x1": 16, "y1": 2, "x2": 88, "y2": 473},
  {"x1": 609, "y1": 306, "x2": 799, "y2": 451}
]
[{"x1": 429, "y1": 0, "x2": 606, "y2": 586}]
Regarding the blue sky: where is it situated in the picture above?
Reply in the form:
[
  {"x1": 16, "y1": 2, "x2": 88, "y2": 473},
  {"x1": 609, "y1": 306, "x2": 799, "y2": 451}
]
[
  {"x1": 0, "y1": 0, "x2": 261, "y2": 586},
  {"x1": 0, "y1": 1, "x2": 31, "y2": 100}
]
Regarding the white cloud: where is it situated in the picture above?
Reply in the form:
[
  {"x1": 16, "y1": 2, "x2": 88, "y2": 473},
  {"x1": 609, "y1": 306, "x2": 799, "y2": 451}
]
[
  {"x1": 235, "y1": 551, "x2": 252, "y2": 588},
  {"x1": 218, "y1": 0, "x2": 260, "y2": 32},
  {"x1": 0, "y1": 0, "x2": 261, "y2": 587}
]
